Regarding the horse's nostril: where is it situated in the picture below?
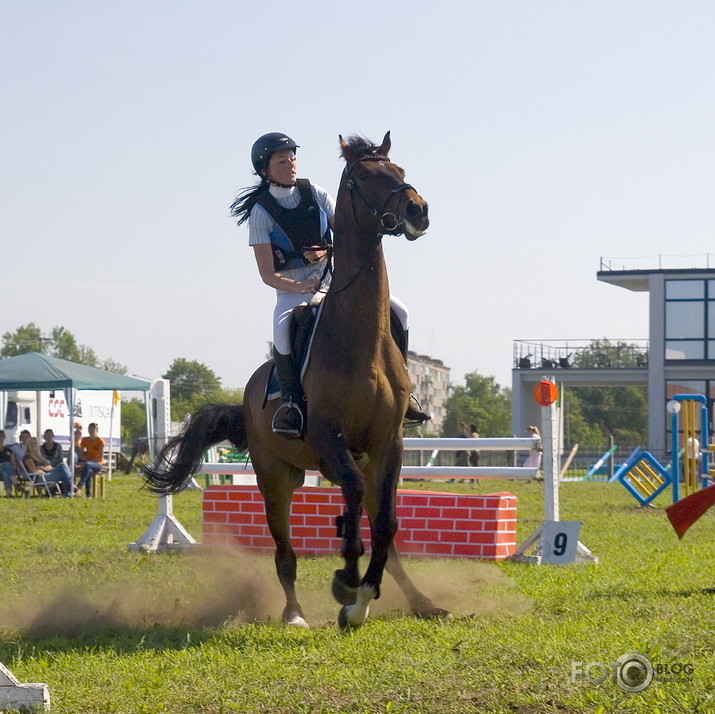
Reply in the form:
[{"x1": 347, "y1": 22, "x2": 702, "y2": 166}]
[{"x1": 406, "y1": 201, "x2": 424, "y2": 218}]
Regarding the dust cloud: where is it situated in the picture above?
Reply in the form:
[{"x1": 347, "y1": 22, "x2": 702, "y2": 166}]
[{"x1": 2, "y1": 547, "x2": 530, "y2": 637}]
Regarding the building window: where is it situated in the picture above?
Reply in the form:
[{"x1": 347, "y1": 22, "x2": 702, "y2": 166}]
[{"x1": 665, "y1": 279, "x2": 714, "y2": 361}]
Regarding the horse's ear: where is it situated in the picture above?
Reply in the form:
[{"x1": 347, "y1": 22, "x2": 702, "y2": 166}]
[{"x1": 378, "y1": 131, "x2": 391, "y2": 156}]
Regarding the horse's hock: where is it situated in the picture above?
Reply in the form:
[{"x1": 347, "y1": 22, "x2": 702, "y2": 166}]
[{"x1": 203, "y1": 486, "x2": 517, "y2": 560}]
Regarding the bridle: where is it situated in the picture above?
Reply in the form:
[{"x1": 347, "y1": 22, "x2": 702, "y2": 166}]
[
  {"x1": 345, "y1": 155, "x2": 417, "y2": 236},
  {"x1": 319, "y1": 154, "x2": 420, "y2": 296}
]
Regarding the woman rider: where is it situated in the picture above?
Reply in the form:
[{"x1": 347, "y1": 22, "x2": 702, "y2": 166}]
[{"x1": 230, "y1": 132, "x2": 429, "y2": 439}]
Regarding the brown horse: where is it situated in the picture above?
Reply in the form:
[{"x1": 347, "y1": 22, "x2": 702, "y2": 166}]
[{"x1": 145, "y1": 133, "x2": 448, "y2": 629}]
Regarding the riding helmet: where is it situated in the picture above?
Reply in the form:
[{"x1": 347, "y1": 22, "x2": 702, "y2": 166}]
[{"x1": 251, "y1": 133, "x2": 299, "y2": 174}]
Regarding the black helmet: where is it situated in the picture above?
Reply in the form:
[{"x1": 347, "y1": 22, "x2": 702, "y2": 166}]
[{"x1": 251, "y1": 132, "x2": 299, "y2": 174}]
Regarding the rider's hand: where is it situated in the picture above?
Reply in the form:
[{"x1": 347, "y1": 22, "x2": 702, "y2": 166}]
[
  {"x1": 303, "y1": 248, "x2": 327, "y2": 264},
  {"x1": 295, "y1": 276, "x2": 320, "y2": 294}
]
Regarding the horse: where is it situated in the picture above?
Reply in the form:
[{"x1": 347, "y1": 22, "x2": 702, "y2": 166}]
[{"x1": 144, "y1": 132, "x2": 448, "y2": 629}]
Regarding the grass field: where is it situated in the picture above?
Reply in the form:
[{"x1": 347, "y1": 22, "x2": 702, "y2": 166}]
[{"x1": 1, "y1": 473, "x2": 714, "y2": 713}]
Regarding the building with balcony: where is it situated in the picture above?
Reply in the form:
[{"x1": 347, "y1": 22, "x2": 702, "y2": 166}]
[
  {"x1": 511, "y1": 255, "x2": 715, "y2": 455},
  {"x1": 406, "y1": 351, "x2": 450, "y2": 434}
]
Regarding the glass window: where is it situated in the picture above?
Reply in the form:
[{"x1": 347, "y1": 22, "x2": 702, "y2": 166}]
[
  {"x1": 709, "y1": 279, "x2": 715, "y2": 297},
  {"x1": 709, "y1": 341, "x2": 715, "y2": 360},
  {"x1": 666, "y1": 280, "x2": 704, "y2": 299},
  {"x1": 665, "y1": 302, "x2": 704, "y2": 339},
  {"x1": 667, "y1": 380, "x2": 707, "y2": 398},
  {"x1": 665, "y1": 341, "x2": 705, "y2": 360}
]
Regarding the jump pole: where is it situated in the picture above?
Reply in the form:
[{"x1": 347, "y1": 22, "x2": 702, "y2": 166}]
[
  {"x1": 510, "y1": 378, "x2": 597, "y2": 565},
  {"x1": 129, "y1": 379, "x2": 197, "y2": 552}
]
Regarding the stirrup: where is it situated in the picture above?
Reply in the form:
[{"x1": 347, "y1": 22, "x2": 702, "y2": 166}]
[
  {"x1": 404, "y1": 393, "x2": 431, "y2": 428},
  {"x1": 272, "y1": 400, "x2": 304, "y2": 439}
]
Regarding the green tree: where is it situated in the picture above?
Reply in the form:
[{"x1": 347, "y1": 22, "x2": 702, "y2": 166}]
[
  {"x1": 163, "y1": 358, "x2": 242, "y2": 421},
  {"x1": 563, "y1": 385, "x2": 647, "y2": 449},
  {"x1": 562, "y1": 339, "x2": 648, "y2": 449},
  {"x1": 0, "y1": 323, "x2": 127, "y2": 372},
  {"x1": 570, "y1": 338, "x2": 647, "y2": 369},
  {"x1": 1, "y1": 323, "x2": 44, "y2": 356},
  {"x1": 442, "y1": 372, "x2": 511, "y2": 437},
  {"x1": 121, "y1": 398, "x2": 147, "y2": 446}
]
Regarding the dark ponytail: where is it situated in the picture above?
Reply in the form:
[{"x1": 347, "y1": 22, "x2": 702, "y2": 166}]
[{"x1": 229, "y1": 178, "x2": 270, "y2": 226}]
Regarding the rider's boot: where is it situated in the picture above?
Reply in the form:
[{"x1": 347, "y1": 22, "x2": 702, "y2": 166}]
[
  {"x1": 392, "y1": 324, "x2": 432, "y2": 426},
  {"x1": 272, "y1": 351, "x2": 305, "y2": 439}
]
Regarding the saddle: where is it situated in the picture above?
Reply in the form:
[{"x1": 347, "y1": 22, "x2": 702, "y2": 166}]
[{"x1": 264, "y1": 297, "x2": 405, "y2": 403}]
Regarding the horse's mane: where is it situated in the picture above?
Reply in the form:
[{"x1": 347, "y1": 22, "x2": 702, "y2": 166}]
[{"x1": 340, "y1": 135, "x2": 386, "y2": 165}]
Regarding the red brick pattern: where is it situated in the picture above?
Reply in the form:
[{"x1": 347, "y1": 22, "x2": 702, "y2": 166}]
[{"x1": 203, "y1": 485, "x2": 517, "y2": 560}]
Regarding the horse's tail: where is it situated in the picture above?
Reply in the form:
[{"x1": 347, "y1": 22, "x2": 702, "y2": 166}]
[{"x1": 143, "y1": 403, "x2": 247, "y2": 495}]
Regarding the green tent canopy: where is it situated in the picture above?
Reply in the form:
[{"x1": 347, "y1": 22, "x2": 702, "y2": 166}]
[{"x1": 0, "y1": 352, "x2": 151, "y2": 391}]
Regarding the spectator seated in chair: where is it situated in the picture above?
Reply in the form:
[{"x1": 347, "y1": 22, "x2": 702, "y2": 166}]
[
  {"x1": 78, "y1": 422, "x2": 105, "y2": 498},
  {"x1": 22, "y1": 436, "x2": 73, "y2": 497}
]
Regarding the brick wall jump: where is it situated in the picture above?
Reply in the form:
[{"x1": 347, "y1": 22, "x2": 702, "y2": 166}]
[{"x1": 203, "y1": 485, "x2": 517, "y2": 561}]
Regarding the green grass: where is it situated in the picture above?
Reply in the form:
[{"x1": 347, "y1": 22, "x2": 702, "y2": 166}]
[{"x1": 1, "y1": 473, "x2": 714, "y2": 712}]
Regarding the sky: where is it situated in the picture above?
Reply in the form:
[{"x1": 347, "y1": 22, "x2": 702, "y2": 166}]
[{"x1": 2, "y1": 1, "x2": 715, "y2": 393}]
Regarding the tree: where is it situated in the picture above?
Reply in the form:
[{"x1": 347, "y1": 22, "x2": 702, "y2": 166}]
[
  {"x1": 1, "y1": 323, "x2": 44, "y2": 356},
  {"x1": 563, "y1": 339, "x2": 649, "y2": 449},
  {"x1": 121, "y1": 398, "x2": 147, "y2": 446},
  {"x1": 162, "y1": 358, "x2": 242, "y2": 421},
  {"x1": 442, "y1": 371, "x2": 511, "y2": 437},
  {"x1": 0, "y1": 323, "x2": 127, "y2": 373},
  {"x1": 563, "y1": 385, "x2": 647, "y2": 449}
]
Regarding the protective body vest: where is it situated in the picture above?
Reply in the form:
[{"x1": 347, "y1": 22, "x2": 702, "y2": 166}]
[{"x1": 255, "y1": 179, "x2": 332, "y2": 272}]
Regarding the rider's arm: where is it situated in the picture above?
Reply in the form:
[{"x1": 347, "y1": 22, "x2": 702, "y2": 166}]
[{"x1": 253, "y1": 244, "x2": 319, "y2": 294}]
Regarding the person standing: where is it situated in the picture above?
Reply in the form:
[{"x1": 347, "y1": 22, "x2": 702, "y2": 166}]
[
  {"x1": 524, "y1": 425, "x2": 543, "y2": 469},
  {"x1": 0, "y1": 430, "x2": 21, "y2": 496},
  {"x1": 468, "y1": 423, "x2": 480, "y2": 467},
  {"x1": 78, "y1": 423, "x2": 105, "y2": 497}
]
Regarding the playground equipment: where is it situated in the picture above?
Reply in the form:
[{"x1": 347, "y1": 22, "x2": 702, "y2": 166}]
[
  {"x1": 614, "y1": 447, "x2": 671, "y2": 506},
  {"x1": 615, "y1": 394, "x2": 711, "y2": 507},
  {"x1": 585, "y1": 444, "x2": 617, "y2": 480},
  {"x1": 669, "y1": 394, "x2": 710, "y2": 502}
]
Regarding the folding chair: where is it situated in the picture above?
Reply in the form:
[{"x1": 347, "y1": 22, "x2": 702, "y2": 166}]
[{"x1": 18, "y1": 460, "x2": 60, "y2": 498}]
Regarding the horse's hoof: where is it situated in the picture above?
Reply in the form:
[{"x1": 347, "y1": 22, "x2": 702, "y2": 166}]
[
  {"x1": 338, "y1": 606, "x2": 363, "y2": 631},
  {"x1": 332, "y1": 570, "x2": 358, "y2": 605},
  {"x1": 414, "y1": 607, "x2": 452, "y2": 620},
  {"x1": 284, "y1": 614, "x2": 309, "y2": 629}
]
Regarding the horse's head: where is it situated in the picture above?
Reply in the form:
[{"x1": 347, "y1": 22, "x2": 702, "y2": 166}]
[{"x1": 339, "y1": 132, "x2": 429, "y2": 240}]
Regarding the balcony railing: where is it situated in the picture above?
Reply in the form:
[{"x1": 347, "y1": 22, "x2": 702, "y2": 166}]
[
  {"x1": 513, "y1": 339, "x2": 649, "y2": 370},
  {"x1": 600, "y1": 254, "x2": 715, "y2": 272}
]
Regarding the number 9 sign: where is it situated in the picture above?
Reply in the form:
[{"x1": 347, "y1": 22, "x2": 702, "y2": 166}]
[{"x1": 540, "y1": 521, "x2": 581, "y2": 564}]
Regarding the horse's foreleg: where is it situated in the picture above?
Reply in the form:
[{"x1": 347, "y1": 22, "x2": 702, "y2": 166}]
[
  {"x1": 338, "y1": 444, "x2": 402, "y2": 630},
  {"x1": 310, "y1": 424, "x2": 366, "y2": 610}
]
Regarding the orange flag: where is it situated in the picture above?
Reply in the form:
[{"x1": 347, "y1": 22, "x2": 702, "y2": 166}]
[{"x1": 665, "y1": 483, "x2": 715, "y2": 539}]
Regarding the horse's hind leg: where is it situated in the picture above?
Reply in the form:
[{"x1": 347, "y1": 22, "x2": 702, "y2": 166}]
[
  {"x1": 385, "y1": 544, "x2": 450, "y2": 619},
  {"x1": 258, "y1": 465, "x2": 309, "y2": 628}
]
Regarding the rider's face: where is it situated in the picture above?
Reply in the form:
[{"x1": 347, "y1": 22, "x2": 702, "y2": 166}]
[{"x1": 265, "y1": 149, "x2": 297, "y2": 186}]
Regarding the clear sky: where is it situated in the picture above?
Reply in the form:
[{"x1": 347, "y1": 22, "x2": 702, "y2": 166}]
[{"x1": 2, "y1": 1, "x2": 714, "y2": 391}]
